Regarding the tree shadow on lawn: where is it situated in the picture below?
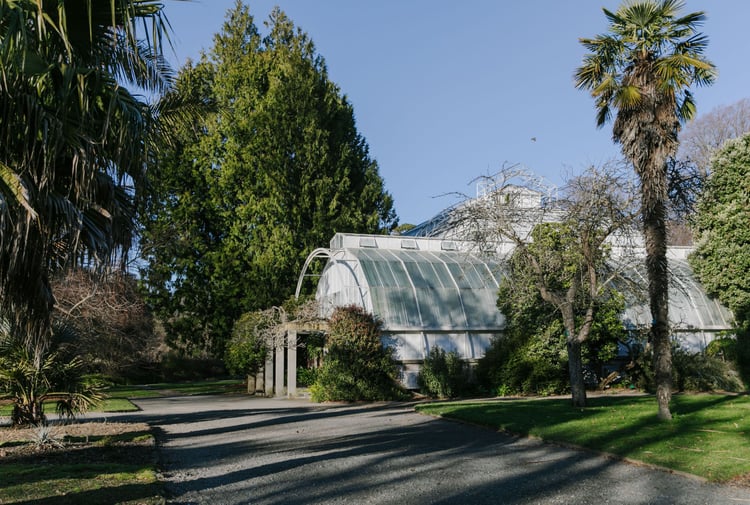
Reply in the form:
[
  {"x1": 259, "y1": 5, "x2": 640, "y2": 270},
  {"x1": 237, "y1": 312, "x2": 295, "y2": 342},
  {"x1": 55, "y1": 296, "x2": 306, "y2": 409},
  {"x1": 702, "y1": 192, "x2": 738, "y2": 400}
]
[
  {"x1": 438, "y1": 394, "x2": 747, "y2": 479},
  {"x1": 1, "y1": 442, "x2": 155, "y2": 487}
]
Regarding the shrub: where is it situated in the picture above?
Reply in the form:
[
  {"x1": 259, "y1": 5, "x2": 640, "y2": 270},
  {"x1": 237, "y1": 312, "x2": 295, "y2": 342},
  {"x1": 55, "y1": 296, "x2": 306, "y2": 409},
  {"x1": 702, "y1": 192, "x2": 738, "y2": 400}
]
[
  {"x1": 707, "y1": 330, "x2": 750, "y2": 387},
  {"x1": 418, "y1": 347, "x2": 469, "y2": 398},
  {"x1": 159, "y1": 352, "x2": 226, "y2": 382},
  {"x1": 51, "y1": 270, "x2": 163, "y2": 381},
  {"x1": 479, "y1": 284, "x2": 624, "y2": 397},
  {"x1": 0, "y1": 323, "x2": 104, "y2": 426},
  {"x1": 706, "y1": 335, "x2": 738, "y2": 362},
  {"x1": 626, "y1": 342, "x2": 744, "y2": 393},
  {"x1": 476, "y1": 326, "x2": 569, "y2": 396},
  {"x1": 225, "y1": 311, "x2": 270, "y2": 392},
  {"x1": 311, "y1": 305, "x2": 404, "y2": 402},
  {"x1": 297, "y1": 367, "x2": 318, "y2": 387}
]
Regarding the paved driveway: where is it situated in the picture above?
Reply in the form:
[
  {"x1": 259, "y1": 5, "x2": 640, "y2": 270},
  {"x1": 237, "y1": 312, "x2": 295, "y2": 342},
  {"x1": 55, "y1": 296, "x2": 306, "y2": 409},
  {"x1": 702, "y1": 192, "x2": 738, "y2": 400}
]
[{"x1": 111, "y1": 395, "x2": 749, "y2": 505}]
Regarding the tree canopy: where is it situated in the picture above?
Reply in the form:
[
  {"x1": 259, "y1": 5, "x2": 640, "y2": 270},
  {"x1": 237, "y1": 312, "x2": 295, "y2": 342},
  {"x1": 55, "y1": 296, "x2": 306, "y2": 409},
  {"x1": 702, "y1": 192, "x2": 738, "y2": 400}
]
[
  {"x1": 139, "y1": 3, "x2": 397, "y2": 355},
  {"x1": 691, "y1": 134, "x2": 750, "y2": 324}
]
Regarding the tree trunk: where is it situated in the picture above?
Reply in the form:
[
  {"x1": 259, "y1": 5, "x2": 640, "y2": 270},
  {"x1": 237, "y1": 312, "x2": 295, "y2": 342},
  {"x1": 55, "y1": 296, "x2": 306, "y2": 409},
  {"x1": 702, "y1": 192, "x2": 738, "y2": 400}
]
[
  {"x1": 643, "y1": 171, "x2": 672, "y2": 421},
  {"x1": 567, "y1": 338, "x2": 587, "y2": 407},
  {"x1": 12, "y1": 398, "x2": 45, "y2": 426}
]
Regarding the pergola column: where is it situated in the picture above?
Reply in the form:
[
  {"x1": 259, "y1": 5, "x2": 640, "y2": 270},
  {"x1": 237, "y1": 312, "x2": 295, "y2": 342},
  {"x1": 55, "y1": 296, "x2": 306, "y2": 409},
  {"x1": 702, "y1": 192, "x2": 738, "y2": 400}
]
[
  {"x1": 274, "y1": 339, "x2": 285, "y2": 397},
  {"x1": 287, "y1": 329, "x2": 297, "y2": 398},
  {"x1": 263, "y1": 354, "x2": 274, "y2": 397}
]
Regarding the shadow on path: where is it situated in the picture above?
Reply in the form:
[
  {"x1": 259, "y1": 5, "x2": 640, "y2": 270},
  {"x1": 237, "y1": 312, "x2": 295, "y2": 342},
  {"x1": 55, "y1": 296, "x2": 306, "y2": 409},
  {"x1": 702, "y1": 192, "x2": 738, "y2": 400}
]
[{"x1": 117, "y1": 396, "x2": 748, "y2": 505}]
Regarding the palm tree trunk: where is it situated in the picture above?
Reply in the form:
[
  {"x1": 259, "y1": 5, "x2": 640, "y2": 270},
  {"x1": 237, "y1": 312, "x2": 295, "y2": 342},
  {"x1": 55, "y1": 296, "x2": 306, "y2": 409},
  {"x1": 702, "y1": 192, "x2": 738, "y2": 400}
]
[{"x1": 642, "y1": 173, "x2": 672, "y2": 421}]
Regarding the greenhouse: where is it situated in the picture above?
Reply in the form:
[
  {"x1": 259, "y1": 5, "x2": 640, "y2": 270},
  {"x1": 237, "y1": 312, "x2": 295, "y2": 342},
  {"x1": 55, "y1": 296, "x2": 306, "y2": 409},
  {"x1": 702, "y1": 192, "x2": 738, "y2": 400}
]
[
  {"x1": 298, "y1": 231, "x2": 734, "y2": 388},
  {"x1": 616, "y1": 247, "x2": 735, "y2": 351},
  {"x1": 301, "y1": 233, "x2": 505, "y2": 388}
]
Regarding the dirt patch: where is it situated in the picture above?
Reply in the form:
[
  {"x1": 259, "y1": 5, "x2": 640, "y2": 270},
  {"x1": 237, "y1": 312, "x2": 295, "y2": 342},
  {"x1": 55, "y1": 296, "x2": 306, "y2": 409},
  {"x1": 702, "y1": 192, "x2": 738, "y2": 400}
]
[
  {"x1": 0, "y1": 421, "x2": 153, "y2": 461},
  {"x1": 728, "y1": 472, "x2": 750, "y2": 488}
]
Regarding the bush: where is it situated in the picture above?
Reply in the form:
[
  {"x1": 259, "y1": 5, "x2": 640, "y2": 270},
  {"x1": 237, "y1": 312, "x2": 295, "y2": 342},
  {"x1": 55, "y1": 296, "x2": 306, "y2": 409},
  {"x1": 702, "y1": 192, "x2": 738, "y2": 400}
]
[
  {"x1": 706, "y1": 336, "x2": 738, "y2": 362},
  {"x1": 626, "y1": 342, "x2": 744, "y2": 393},
  {"x1": 708, "y1": 329, "x2": 750, "y2": 387},
  {"x1": 297, "y1": 367, "x2": 318, "y2": 387},
  {"x1": 224, "y1": 312, "x2": 269, "y2": 391},
  {"x1": 159, "y1": 352, "x2": 227, "y2": 382},
  {"x1": 51, "y1": 270, "x2": 164, "y2": 381},
  {"x1": 476, "y1": 326, "x2": 569, "y2": 396},
  {"x1": 0, "y1": 323, "x2": 104, "y2": 426},
  {"x1": 418, "y1": 347, "x2": 469, "y2": 398},
  {"x1": 478, "y1": 284, "x2": 624, "y2": 397},
  {"x1": 310, "y1": 305, "x2": 405, "y2": 402}
]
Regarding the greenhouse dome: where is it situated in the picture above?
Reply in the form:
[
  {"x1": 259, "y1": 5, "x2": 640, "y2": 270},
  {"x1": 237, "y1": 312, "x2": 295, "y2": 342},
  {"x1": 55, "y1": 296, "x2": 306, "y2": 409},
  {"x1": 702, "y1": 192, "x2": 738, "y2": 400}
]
[{"x1": 298, "y1": 179, "x2": 735, "y2": 388}]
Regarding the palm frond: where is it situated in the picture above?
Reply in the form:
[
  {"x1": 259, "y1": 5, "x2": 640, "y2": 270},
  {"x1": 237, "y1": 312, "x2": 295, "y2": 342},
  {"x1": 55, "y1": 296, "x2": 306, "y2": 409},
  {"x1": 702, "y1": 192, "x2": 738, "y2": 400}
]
[
  {"x1": 577, "y1": 0, "x2": 714, "y2": 131},
  {"x1": 0, "y1": 162, "x2": 37, "y2": 220},
  {"x1": 0, "y1": 0, "x2": 175, "y2": 336}
]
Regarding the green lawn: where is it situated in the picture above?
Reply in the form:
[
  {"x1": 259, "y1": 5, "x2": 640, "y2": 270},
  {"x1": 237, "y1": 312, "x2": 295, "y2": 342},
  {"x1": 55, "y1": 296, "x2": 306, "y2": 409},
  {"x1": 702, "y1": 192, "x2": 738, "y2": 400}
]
[
  {"x1": 0, "y1": 397, "x2": 139, "y2": 418},
  {"x1": 416, "y1": 394, "x2": 750, "y2": 482},
  {"x1": 1, "y1": 462, "x2": 163, "y2": 505},
  {"x1": 0, "y1": 379, "x2": 245, "y2": 504},
  {"x1": 106, "y1": 378, "x2": 245, "y2": 399},
  {"x1": 0, "y1": 426, "x2": 163, "y2": 505},
  {"x1": 1, "y1": 379, "x2": 245, "y2": 420}
]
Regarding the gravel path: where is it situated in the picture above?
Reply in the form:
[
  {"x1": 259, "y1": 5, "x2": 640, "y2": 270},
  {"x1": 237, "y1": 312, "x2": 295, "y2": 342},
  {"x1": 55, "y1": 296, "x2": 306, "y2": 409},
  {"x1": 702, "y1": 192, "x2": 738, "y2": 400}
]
[{"x1": 116, "y1": 395, "x2": 750, "y2": 505}]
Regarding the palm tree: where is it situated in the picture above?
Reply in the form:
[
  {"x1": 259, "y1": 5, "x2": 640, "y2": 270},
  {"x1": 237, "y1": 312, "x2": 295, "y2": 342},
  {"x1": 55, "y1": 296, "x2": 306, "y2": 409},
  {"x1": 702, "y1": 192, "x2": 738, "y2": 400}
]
[
  {"x1": 0, "y1": 321, "x2": 104, "y2": 426},
  {"x1": 0, "y1": 1, "x2": 175, "y2": 424},
  {"x1": 0, "y1": 0, "x2": 172, "y2": 337},
  {"x1": 575, "y1": 0, "x2": 715, "y2": 420}
]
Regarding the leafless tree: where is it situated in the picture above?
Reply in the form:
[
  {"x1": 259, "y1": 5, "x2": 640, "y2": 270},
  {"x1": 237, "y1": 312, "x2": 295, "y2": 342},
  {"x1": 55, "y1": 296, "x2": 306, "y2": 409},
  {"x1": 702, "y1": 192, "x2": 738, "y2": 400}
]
[
  {"x1": 678, "y1": 97, "x2": 750, "y2": 177},
  {"x1": 452, "y1": 163, "x2": 639, "y2": 406},
  {"x1": 52, "y1": 270, "x2": 164, "y2": 378}
]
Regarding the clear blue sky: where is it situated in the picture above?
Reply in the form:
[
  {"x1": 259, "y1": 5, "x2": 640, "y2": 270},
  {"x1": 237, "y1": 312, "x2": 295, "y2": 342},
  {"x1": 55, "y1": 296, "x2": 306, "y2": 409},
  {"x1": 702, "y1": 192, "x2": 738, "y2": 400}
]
[{"x1": 162, "y1": 0, "x2": 750, "y2": 225}]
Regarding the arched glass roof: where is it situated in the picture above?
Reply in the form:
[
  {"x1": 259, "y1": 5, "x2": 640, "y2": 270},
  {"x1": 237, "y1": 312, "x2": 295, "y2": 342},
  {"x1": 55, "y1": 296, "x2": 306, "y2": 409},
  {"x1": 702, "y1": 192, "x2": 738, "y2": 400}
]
[
  {"x1": 617, "y1": 257, "x2": 734, "y2": 332},
  {"x1": 309, "y1": 234, "x2": 735, "y2": 363},
  {"x1": 316, "y1": 235, "x2": 505, "y2": 333}
]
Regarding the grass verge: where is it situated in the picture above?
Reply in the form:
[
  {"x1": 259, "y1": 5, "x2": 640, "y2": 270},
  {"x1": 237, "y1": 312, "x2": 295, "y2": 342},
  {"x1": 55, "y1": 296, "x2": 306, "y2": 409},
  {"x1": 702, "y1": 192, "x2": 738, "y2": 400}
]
[
  {"x1": 0, "y1": 398, "x2": 139, "y2": 418},
  {"x1": 0, "y1": 378, "x2": 245, "y2": 417},
  {"x1": 0, "y1": 379, "x2": 244, "y2": 503},
  {"x1": 415, "y1": 394, "x2": 750, "y2": 483},
  {"x1": 0, "y1": 423, "x2": 163, "y2": 505},
  {"x1": 106, "y1": 378, "x2": 245, "y2": 399}
]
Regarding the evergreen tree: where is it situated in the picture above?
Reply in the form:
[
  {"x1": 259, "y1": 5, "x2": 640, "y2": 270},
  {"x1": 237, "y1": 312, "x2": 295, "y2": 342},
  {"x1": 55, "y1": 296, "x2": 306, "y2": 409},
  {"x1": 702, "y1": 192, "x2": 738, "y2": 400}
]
[
  {"x1": 690, "y1": 134, "x2": 750, "y2": 381},
  {"x1": 140, "y1": 3, "x2": 396, "y2": 354},
  {"x1": 691, "y1": 135, "x2": 750, "y2": 321}
]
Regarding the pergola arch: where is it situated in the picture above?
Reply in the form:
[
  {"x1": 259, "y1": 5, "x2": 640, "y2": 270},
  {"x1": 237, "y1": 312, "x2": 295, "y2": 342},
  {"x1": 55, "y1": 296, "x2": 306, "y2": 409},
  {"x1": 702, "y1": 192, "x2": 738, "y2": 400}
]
[{"x1": 295, "y1": 248, "x2": 334, "y2": 299}]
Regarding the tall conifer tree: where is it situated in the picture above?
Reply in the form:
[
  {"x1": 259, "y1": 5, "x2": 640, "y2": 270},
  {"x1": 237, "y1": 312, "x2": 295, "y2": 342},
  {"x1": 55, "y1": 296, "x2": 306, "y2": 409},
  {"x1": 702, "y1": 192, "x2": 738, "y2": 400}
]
[{"x1": 141, "y1": 3, "x2": 396, "y2": 354}]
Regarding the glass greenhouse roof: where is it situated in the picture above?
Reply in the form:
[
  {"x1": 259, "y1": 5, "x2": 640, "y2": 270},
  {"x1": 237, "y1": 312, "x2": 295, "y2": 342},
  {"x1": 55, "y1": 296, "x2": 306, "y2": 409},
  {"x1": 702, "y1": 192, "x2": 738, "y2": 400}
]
[
  {"x1": 315, "y1": 234, "x2": 506, "y2": 334},
  {"x1": 311, "y1": 234, "x2": 735, "y2": 363},
  {"x1": 616, "y1": 257, "x2": 734, "y2": 331},
  {"x1": 354, "y1": 247, "x2": 505, "y2": 331}
]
